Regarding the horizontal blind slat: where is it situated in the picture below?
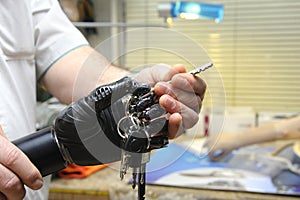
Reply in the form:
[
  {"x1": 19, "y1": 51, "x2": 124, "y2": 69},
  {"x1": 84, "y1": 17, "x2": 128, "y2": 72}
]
[{"x1": 125, "y1": 0, "x2": 300, "y2": 112}]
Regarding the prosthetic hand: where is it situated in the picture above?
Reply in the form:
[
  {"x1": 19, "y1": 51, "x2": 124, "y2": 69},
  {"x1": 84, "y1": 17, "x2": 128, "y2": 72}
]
[{"x1": 13, "y1": 76, "x2": 168, "y2": 177}]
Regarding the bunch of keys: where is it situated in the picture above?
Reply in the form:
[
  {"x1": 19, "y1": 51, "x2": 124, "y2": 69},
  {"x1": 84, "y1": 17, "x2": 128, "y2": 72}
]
[{"x1": 117, "y1": 62, "x2": 213, "y2": 200}]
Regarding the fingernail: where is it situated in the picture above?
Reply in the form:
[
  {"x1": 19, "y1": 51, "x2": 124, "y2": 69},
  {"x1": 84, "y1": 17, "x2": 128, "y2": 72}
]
[
  {"x1": 156, "y1": 83, "x2": 172, "y2": 95},
  {"x1": 166, "y1": 97, "x2": 177, "y2": 110},
  {"x1": 32, "y1": 179, "x2": 43, "y2": 190}
]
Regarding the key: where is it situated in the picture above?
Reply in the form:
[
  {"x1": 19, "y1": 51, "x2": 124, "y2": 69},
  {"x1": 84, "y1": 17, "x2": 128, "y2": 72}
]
[
  {"x1": 189, "y1": 62, "x2": 213, "y2": 75},
  {"x1": 166, "y1": 62, "x2": 213, "y2": 84},
  {"x1": 130, "y1": 153, "x2": 149, "y2": 200},
  {"x1": 120, "y1": 149, "x2": 129, "y2": 180},
  {"x1": 137, "y1": 153, "x2": 150, "y2": 200},
  {"x1": 131, "y1": 153, "x2": 150, "y2": 188},
  {"x1": 120, "y1": 124, "x2": 151, "y2": 200}
]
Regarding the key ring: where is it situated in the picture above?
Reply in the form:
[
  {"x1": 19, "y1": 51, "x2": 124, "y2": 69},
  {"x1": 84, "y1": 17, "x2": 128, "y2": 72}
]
[{"x1": 117, "y1": 116, "x2": 129, "y2": 139}]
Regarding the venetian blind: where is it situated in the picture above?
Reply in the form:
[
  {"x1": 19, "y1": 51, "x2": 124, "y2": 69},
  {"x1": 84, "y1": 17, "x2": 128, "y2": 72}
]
[{"x1": 125, "y1": 0, "x2": 300, "y2": 112}]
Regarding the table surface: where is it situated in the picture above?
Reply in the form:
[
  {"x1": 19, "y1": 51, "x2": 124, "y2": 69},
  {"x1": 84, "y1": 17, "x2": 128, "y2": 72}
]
[{"x1": 49, "y1": 138, "x2": 300, "y2": 200}]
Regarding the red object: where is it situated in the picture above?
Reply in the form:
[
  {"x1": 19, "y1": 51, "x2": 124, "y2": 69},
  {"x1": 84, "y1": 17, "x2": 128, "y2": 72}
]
[
  {"x1": 204, "y1": 114, "x2": 209, "y2": 136},
  {"x1": 58, "y1": 164, "x2": 108, "y2": 179}
]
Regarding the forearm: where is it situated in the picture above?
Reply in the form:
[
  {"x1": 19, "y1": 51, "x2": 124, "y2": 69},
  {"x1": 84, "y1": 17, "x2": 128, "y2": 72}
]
[
  {"x1": 41, "y1": 45, "x2": 128, "y2": 104},
  {"x1": 236, "y1": 116, "x2": 300, "y2": 148},
  {"x1": 236, "y1": 124, "x2": 280, "y2": 148}
]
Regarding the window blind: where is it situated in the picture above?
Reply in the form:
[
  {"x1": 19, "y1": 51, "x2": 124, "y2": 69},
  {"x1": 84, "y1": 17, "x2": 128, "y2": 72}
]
[{"x1": 125, "y1": 0, "x2": 300, "y2": 112}]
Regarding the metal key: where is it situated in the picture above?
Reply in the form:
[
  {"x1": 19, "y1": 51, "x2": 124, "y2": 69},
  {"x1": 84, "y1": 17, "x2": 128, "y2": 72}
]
[
  {"x1": 120, "y1": 149, "x2": 129, "y2": 180},
  {"x1": 120, "y1": 124, "x2": 151, "y2": 200},
  {"x1": 120, "y1": 151, "x2": 150, "y2": 185},
  {"x1": 166, "y1": 62, "x2": 213, "y2": 84},
  {"x1": 189, "y1": 62, "x2": 213, "y2": 75}
]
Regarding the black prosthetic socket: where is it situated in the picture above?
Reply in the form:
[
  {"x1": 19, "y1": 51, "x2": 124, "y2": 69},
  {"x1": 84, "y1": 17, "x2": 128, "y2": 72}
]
[{"x1": 13, "y1": 127, "x2": 66, "y2": 176}]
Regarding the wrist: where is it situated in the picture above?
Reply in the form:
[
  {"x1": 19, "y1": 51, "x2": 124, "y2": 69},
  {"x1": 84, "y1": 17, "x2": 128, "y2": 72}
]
[{"x1": 274, "y1": 122, "x2": 289, "y2": 140}]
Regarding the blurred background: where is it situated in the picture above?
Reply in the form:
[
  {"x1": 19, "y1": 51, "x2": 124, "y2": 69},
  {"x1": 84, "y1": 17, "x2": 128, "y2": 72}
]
[{"x1": 62, "y1": 0, "x2": 300, "y2": 113}]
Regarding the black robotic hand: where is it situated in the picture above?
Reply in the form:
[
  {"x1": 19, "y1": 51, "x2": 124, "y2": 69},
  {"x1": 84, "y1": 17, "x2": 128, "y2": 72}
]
[
  {"x1": 54, "y1": 76, "x2": 155, "y2": 166},
  {"x1": 13, "y1": 76, "x2": 168, "y2": 176}
]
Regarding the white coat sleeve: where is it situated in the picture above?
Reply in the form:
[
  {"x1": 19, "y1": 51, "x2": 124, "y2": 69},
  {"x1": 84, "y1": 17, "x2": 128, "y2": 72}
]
[{"x1": 32, "y1": 0, "x2": 89, "y2": 80}]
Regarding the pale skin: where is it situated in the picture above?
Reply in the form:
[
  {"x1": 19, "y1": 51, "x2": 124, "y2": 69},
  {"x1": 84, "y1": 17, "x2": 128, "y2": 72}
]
[
  {"x1": 205, "y1": 115, "x2": 300, "y2": 162},
  {"x1": 0, "y1": 46, "x2": 206, "y2": 200}
]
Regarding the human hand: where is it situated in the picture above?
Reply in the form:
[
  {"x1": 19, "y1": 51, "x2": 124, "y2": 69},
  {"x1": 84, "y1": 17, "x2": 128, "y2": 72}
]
[
  {"x1": 0, "y1": 126, "x2": 43, "y2": 200},
  {"x1": 134, "y1": 64, "x2": 206, "y2": 139},
  {"x1": 204, "y1": 132, "x2": 242, "y2": 162}
]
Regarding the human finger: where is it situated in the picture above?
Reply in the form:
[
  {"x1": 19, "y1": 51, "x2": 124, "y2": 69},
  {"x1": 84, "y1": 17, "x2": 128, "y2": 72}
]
[
  {"x1": 167, "y1": 113, "x2": 185, "y2": 139},
  {"x1": 150, "y1": 63, "x2": 187, "y2": 83},
  {"x1": 135, "y1": 63, "x2": 186, "y2": 86},
  {"x1": 0, "y1": 163, "x2": 26, "y2": 200},
  {"x1": 154, "y1": 82, "x2": 202, "y2": 113},
  {"x1": 0, "y1": 133, "x2": 43, "y2": 191},
  {"x1": 171, "y1": 73, "x2": 207, "y2": 100},
  {"x1": 172, "y1": 64, "x2": 187, "y2": 74},
  {"x1": 159, "y1": 94, "x2": 199, "y2": 129}
]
